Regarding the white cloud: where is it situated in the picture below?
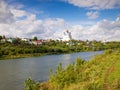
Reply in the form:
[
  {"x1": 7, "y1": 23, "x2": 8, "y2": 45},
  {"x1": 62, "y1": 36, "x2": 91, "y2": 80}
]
[
  {"x1": 65, "y1": 0, "x2": 120, "y2": 10},
  {"x1": 0, "y1": 0, "x2": 120, "y2": 41},
  {"x1": 0, "y1": 0, "x2": 15, "y2": 23},
  {"x1": 86, "y1": 11, "x2": 99, "y2": 19},
  {"x1": 10, "y1": 9, "x2": 27, "y2": 18},
  {"x1": 0, "y1": 0, "x2": 65, "y2": 39},
  {"x1": 69, "y1": 18, "x2": 120, "y2": 41}
]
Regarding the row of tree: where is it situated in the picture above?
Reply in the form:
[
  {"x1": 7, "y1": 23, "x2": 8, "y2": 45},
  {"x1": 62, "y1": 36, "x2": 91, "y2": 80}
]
[{"x1": 0, "y1": 39, "x2": 120, "y2": 59}]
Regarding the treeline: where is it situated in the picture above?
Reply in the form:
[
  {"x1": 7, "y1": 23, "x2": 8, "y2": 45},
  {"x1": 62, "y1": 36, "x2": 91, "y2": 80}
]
[
  {"x1": 0, "y1": 40, "x2": 120, "y2": 59},
  {"x1": 0, "y1": 42, "x2": 69, "y2": 59}
]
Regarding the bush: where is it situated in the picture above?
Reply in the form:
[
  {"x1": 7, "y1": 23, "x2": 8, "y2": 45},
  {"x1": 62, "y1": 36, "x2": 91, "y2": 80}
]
[
  {"x1": 24, "y1": 78, "x2": 39, "y2": 90},
  {"x1": 0, "y1": 51, "x2": 2, "y2": 57},
  {"x1": 104, "y1": 49, "x2": 113, "y2": 54},
  {"x1": 49, "y1": 58, "x2": 85, "y2": 89},
  {"x1": 112, "y1": 78, "x2": 120, "y2": 89}
]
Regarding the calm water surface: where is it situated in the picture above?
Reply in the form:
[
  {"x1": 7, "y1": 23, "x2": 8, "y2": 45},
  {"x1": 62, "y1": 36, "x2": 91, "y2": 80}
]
[{"x1": 0, "y1": 51, "x2": 103, "y2": 90}]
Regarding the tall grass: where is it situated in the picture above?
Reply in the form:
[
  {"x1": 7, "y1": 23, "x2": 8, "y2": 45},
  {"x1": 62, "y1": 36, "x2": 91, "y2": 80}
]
[
  {"x1": 24, "y1": 49, "x2": 120, "y2": 90},
  {"x1": 49, "y1": 49, "x2": 120, "y2": 90}
]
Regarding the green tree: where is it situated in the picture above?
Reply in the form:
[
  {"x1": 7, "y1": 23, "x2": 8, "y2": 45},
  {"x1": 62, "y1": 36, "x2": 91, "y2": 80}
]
[
  {"x1": 0, "y1": 51, "x2": 2, "y2": 57},
  {"x1": 12, "y1": 38, "x2": 20, "y2": 45},
  {"x1": 2, "y1": 35, "x2": 6, "y2": 39},
  {"x1": 0, "y1": 36, "x2": 2, "y2": 40},
  {"x1": 33, "y1": 37, "x2": 38, "y2": 41}
]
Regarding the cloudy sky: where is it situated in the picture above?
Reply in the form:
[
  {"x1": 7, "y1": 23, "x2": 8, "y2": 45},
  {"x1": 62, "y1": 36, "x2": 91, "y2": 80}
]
[{"x1": 0, "y1": 0, "x2": 120, "y2": 41}]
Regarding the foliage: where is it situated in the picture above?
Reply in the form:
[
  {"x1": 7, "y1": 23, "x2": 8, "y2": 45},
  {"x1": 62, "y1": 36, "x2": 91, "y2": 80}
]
[
  {"x1": 49, "y1": 58, "x2": 85, "y2": 89},
  {"x1": 112, "y1": 78, "x2": 120, "y2": 89},
  {"x1": 0, "y1": 39, "x2": 120, "y2": 60},
  {"x1": 0, "y1": 52, "x2": 2, "y2": 57},
  {"x1": 104, "y1": 49, "x2": 113, "y2": 54},
  {"x1": 23, "y1": 49, "x2": 120, "y2": 90},
  {"x1": 48, "y1": 49, "x2": 120, "y2": 90},
  {"x1": 33, "y1": 36, "x2": 38, "y2": 41},
  {"x1": 108, "y1": 51, "x2": 120, "y2": 90},
  {"x1": 24, "y1": 77, "x2": 39, "y2": 90}
]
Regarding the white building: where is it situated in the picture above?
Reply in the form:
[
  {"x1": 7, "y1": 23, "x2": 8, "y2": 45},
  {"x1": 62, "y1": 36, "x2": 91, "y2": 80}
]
[
  {"x1": 62, "y1": 30, "x2": 72, "y2": 41},
  {"x1": 57, "y1": 30, "x2": 72, "y2": 41},
  {"x1": 21, "y1": 38, "x2": 30, "y2": 42}
]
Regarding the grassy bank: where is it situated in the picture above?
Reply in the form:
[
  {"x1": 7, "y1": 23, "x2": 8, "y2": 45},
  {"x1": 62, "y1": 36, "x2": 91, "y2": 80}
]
[
  {"x1": 0, "y1": 43, "x2": 70, "y2": 60},
  {"x1": 0, "y1": 51, "x2": 74, "y2": 60},
  {"x1": 0, "y1": 53, "x2": 47, "y2": 60},
  {"x1": 24, "y1": 49, "x2": 120, "y2": 90},
  {"x1": 48, "y1": 49, "x2": 120, "y2": 90}
]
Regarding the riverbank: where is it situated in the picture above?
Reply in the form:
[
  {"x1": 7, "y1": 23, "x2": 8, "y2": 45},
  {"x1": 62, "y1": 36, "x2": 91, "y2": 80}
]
[
  {"x1": 0, "y1": 53, "x2": 45, "y2": 60},
  {"x1": 0, "y1": 52, "x2": 73, "y2": 60},
  {"x1": 24, "y1": 49, "x2": 120, "y2": 90},
  {"x1": 48, "y1": 49, "x2": 120, "y2": 90},
  {"x1": 0, "y1": 50, "x2": 103, "y2": 60},
  {"x1": 0, "y1": 47, "x2": 101, "y2": 60}
]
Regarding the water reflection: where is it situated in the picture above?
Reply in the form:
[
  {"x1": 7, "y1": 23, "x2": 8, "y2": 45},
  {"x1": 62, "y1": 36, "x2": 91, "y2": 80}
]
[{"x1": 60, "y1": 54, "x2": 71, "y2": 67}]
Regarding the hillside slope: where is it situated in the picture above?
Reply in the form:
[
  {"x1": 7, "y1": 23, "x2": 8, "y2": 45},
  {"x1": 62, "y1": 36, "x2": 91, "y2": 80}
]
[{"x1": 47, "y1": 49, "x2": 120, "y2": 90}]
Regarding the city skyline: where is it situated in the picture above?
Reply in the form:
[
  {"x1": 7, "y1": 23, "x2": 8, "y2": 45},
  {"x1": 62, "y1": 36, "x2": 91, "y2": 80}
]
[{"x1": 0, "y1": 0, "x2": 120, "y2": 41}]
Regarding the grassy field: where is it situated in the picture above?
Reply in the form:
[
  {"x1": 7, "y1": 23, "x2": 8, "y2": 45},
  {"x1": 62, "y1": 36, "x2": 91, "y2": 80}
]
[{"x1": 108, "y1": 50, "x2": 120, "y2": 90}]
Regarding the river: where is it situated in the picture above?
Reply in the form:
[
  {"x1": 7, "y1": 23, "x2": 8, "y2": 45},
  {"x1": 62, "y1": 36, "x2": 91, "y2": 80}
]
[{"x1": 0, "y1": 51, "x2": 103, "y2": 90}]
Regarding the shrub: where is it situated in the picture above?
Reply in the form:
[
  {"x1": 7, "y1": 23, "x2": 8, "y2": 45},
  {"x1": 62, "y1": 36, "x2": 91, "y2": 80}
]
[
  {"x1": 112, "y1": 78, "x2": 120, "y2": 89},
  {"x1": 49, "y1": 58, "x2": 85, "y2": 89},
  {"x1": 24, "y1": 78, "x2": 39, "y2": 90},
  {"x1": 0, "y1": 51, "x2": 2, "y2": 57},
  {"x1": 104, "y1": 49, "x2": 113, "y2": 54}
]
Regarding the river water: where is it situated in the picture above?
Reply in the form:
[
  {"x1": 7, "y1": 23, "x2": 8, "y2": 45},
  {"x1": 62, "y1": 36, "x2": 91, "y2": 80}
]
[{"x1": 0, "y1": 51, "x2": 103, "y2": 90}]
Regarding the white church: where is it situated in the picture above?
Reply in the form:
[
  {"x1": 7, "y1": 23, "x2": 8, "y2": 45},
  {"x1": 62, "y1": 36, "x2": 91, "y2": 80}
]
[{"x1": 58, "y1": 30, "x2": 72, "y2": 41}]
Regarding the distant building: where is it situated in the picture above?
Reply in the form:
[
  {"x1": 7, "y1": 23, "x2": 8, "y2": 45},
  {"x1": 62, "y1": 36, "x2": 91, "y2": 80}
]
[
  {"x1": 62, "y1": 30, "x2": 72, "y2": 41},
  {"x1": 7, "y1": 38, "x2": 14, "y2": 43},
  {"x1": 102, "y1": 39, "x2": 107, "y2": 44},
  {"x1": 21, "y1": 38, "x2": 30, "y2": 42},
  {"x1": 30, "y1": 40, "x2": 42, "y2": 45},
  {"x1": 21, "y1": 38, "x2": 31, "y2": 44},
  {"x1": 0, "y1": 38, "x2": 6, "y2": 43}
]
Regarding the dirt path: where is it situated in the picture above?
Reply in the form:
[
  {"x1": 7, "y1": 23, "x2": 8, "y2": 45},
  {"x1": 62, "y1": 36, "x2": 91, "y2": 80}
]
[{"x1": 104, "y1": 64, "x2": 114, "y2": 90}]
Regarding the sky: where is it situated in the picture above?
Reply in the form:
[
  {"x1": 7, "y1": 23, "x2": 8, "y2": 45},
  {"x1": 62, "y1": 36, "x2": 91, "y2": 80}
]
[{"x1": 0, "y1": 0, "x2": 120, "y2": 41}]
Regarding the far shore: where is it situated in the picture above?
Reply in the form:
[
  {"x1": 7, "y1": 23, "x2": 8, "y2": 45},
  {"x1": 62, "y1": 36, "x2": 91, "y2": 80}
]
[
  {"x1": 0, "y1": 52, "x2": 71, "y2": 60},
  {"x1": 0, "y1": 50, "x2": 99, "y2": 60}
]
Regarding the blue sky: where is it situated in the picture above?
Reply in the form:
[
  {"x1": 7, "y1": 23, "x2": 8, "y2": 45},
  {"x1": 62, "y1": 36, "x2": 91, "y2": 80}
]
[
  {"x1": 8, "y1": 0, "x2": 85, "y2": 21},
  {"x1": 0, "y1": 0, "x2": 120, "y2": 41},
  {"x1": 6, "y1": 0, "x2": 120, "y2": 21}
]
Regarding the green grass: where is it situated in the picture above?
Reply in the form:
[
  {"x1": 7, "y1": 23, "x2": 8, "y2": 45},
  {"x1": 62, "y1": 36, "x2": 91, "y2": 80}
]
[
  {"x1": 108, "y1": 51, "x2": 120, "y2": 90},
  {"x1": 48, "y1": 49, "x2": 120, "y2": 90},
  {"x1": 108, "y1": 57, "x2": 120, "y2": 81},
  {"x1": 24, "y1": 49, "x2": 120, "y2": 90},
  {"x1": 0, "y1": 53, "x2": 47, "y2": 60}
]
